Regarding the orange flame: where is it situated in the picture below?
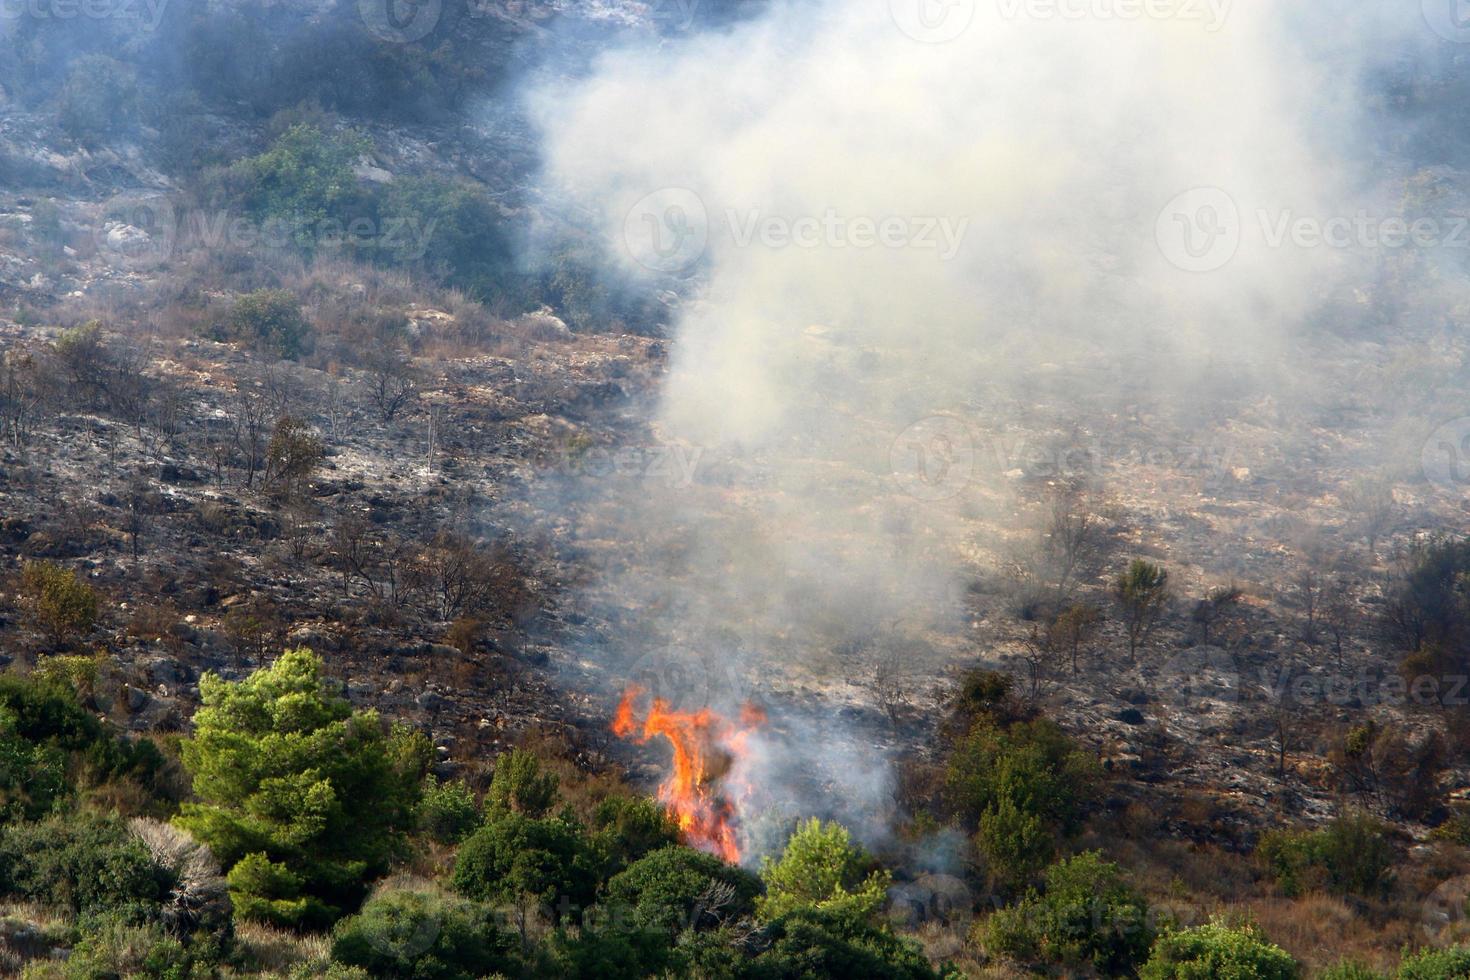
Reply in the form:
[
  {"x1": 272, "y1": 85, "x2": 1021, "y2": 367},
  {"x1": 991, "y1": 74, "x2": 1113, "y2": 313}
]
[{"x1": 612, "y1": 685, "x2": 762, "y2": 863}]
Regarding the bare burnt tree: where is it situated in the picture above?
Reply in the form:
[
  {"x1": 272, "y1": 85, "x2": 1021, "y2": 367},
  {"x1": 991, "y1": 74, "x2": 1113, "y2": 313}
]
[
  {"x1": 862, "y1": 648, "x2": 916, "y2": 727},
  {"x1": 1051, "y1": 602, "x2": 1102, "y2": 673},
  {"x1": 1342, "y1": 475, "x2": 1395, "y2": 559},
  {"x1": 332, "y1": 515, "x2": 417, "y2": 609},
  {"x1": 140, "y1": 383, "x2": 188, "y2": 462},
  {"x1": 1018, "y1": 622, "x2": 1063, "y2": 701},
  {"x1": 1291, "y1": 565, "x2": 1322, "y2": 646},
  {"x1": 263, "y1": 416, "x2": 323, "y2": 503},
  {"x1": 1322, "y1": 579, "x2": 1357, "y2": 669},
  {"x1": 0, "y1": 346, "x2": 42, "y2": 449},
  {"x1": 366, "y1": 348, "x2": 419, "y2": 423},
  {"x1": 1191, "y1": 582, "x2": 1243, "y2": 645},
  {"x1": 1039, "y1": 481, "x2": 1105, "y2": 604},
  {"x1": 415, "y1": 531, "x2": 527, "y2": 624},
  {"x1": 50, "y1": 322, "x2": 154, "y2": 430},
  {"x1": 231, "y1": 390, "x2": 269, "y2": 489},
  {"x1": 123, "y1": 479, "x2": 152, "y2": 562},
  {"x1": 280, "y1": 502, "x2": 316, "y2": 562}
]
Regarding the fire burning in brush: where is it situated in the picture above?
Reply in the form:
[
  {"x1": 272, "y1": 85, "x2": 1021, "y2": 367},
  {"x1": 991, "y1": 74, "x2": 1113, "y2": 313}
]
[{"x1": 612, "y1": 684, "x2": 765, "y2": 863}]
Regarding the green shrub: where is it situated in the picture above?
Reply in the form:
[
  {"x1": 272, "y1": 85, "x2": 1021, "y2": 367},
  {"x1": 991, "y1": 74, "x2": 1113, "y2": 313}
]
[
  {"x1": 984, "y1": 851, "x2": 1153, "y2": 977},
  {"x1": 0, "y1": 813, "x2": 167, "y2": 921},
  {"x1": 55, "y1": 915, "x2": 223, "y2": 980},
  {"x1": 1140, "y1": 922, "x2": 1300, "y2": 980},
  {"x1": 0, "y1": 673, "x2": 166, "y2": 820},
  {"x1": 417, "y1": 776, "x2": 479, "y2": 844},
  {"x1": 1257, "y1": 812, "x2": 1395, "y2": 898},
  {"x1": 214, "y1": 289, "x2": 312, "y2": 359},
  {"x1": 227, "y1": 124, "x2": 371, "y2": 236},
  {"x1": 757, "y1": 818, "x2": 890, "y2": 924},
  {"x1": 331, "y1": 888, "x2": 518, "y2": 980},
  {"x1": 19, "y1": 561, "x2": 98, "y2": 648},
  {"x1": 605, "y1": 845, "x2": 761, "y2": 935},
  {"x1": 590, "y1": 795, "x2": 680, "y2": 874},
  {"x1": 484, "y1": 748, "x2": 559, "y2": 818},
  {"x1": 946, "y1": 715, "x2": 1097, "y2": 885},
  {"x1": 1398, "y1": 946, "x2": 1470, "y2": 979},
  {"x1": 57, "y1": 55, "x2": 139, "y2": 141},
  {"x1": 176, "y1": 648, "x2": 430, "y2": 928},
  {"x1": 749, "y1": 905, "x2": 941, "y2": 980},
  {"x1": 450, "y1": 810, "x2": 597, "y2": 920}
]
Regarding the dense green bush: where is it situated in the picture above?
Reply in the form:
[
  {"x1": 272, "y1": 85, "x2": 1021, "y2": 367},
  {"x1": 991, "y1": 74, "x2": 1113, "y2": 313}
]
[
  {"x1": 604, "y1": 845, "x2": 761, "y2": 935},
  {"x1": 0, "y1": 813, "x2": 167, "y2": 921},
  {"x1": 1397, "y1": 946, "x2": 1470, "y2": 979},
  {"x1": 946, "y1": 715, "x2": 1098, "y2": 885},
  {"x1": 450, "y1": 810, "x2": 597, "y2": 921},
  {"x1": 56, "y1": 55, "x2": 140, "y2": 142},
  {"x1": 748, "y1": 906, "x2": 941, "y2": 980},
  {"x1": 176, "y1": 648, "x2": 429, "y2": 929},
  {"x1": 1257, "y1": 812, "x2": 1395, "y2": 898},
  {"x1": 589, "y1": 795, "x2": 680, "y2": 875},
  {"x1": 484, "y1": 748, "x2": 559, "y2": 818},
  {"x1": 1140, "y1": 922, "x2": 1300, "y2": 980},
  {"x1": 225, "y1": 125, "x2": 371, "y2": 238},
  {"x1": 214, "y1": 290, "x2": 313, "y2": 360},
  {"x1": 19, "y1": 561, "x2": 99, "y2": 649},
  {"x1": 416, "y1": 777, "x2": 480, "y2": 845},
  {"x1": 0, "y1": 672, "x2": 166, "y2": 820},
  {"x1": 757, "y1": 818, "x2": 890, "y2": 923},
  {"x1": 984, "y1": 851, "x2": 1153, "y2": 977},
  {"x1": 331, "y1": 888, "x2": 518, "y2": 980}
]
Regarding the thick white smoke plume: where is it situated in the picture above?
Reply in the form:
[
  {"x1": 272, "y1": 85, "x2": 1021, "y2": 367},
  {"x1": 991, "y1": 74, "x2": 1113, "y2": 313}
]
[{"x1": 528, "y1": 0, "x2": 1450, "y2": 849}]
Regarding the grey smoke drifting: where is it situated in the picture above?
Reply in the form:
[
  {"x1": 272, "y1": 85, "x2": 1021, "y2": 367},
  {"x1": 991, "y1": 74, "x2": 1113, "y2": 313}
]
[{"x1": 528, "y1": 0, "x2": 1463, "y2": 849}]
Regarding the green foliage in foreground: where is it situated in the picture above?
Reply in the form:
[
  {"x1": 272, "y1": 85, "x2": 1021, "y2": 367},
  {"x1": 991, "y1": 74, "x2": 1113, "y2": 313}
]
[
  {"x1": 984, "y1": 850, "x2": 1153, "y2": 977},
  {"x1": 1257, "y1": 811, "x2": 1395, "y2": 898},
  {"x1": 1397, "y1": 945, "x2": 1470, "y2": 979},
  {"x1": 1140, "y1": 922, "x2": 1301, "y2": 980},
  {"x1": 331, "y1": 887, "x2": 519, "y2": 980},
  {"x1": 945, "y1": 715, "x2": 1098, "y2": 886},
  {"x1": 175, "y1": 648, "x2": 429, "y2": 929},
  {"x1": 757, "y1": 817, "x2": 890, "y2": 923},
  {"x1": 0, "y1": 671, "x2": 166, "y2": 821}
]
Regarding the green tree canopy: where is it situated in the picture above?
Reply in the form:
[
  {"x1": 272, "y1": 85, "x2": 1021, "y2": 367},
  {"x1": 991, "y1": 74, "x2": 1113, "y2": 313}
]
[
  {"x1": 757, "y1": 818, "x2": 891, "y2": 924},
  {"x1": 1140, "y1": 922, "x2": 1300, "y2": 980},
  {"x1": 175, "y1": 648, "x2": 429, "y2": 928}
]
